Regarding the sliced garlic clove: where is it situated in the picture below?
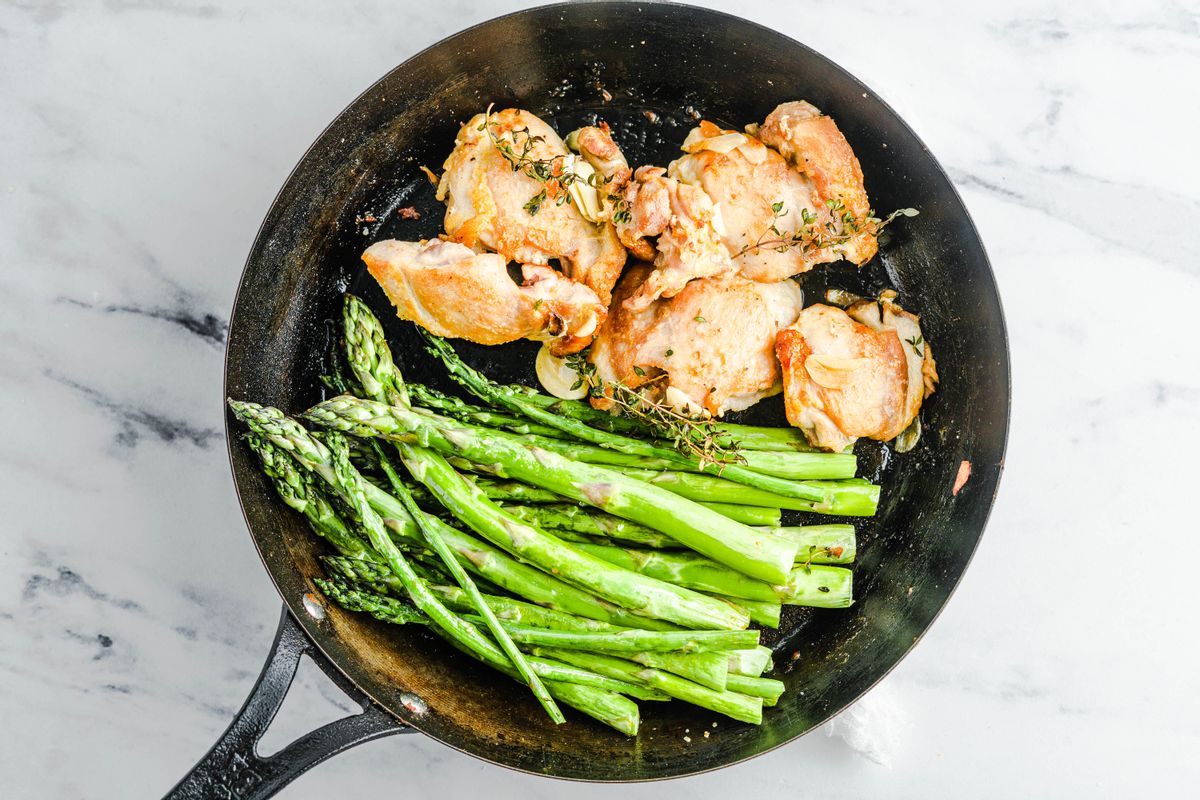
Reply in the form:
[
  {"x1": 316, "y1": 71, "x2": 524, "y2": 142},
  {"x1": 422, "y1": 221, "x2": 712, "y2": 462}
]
[
  {"x1": 664, "y1": 385, "x2": 706, "y2": 416},
  {"x1": 804, "y1": 354, "x2": 871, "y2": 389},
  {"x1": 683, "y1": 131, "x2": 751, "y2": 154},
  {"x1": 535, "y1": 343, "x2": 588, "y2": 400},
  {"x1": 564, "y1": 156, "x2": 604, "y2": 224}
]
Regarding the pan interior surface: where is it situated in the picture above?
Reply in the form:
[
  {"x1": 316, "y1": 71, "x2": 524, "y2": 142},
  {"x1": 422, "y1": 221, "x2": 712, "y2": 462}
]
[{"x1": 224, "y1": 2, "x2": 1008, "y2": 781}]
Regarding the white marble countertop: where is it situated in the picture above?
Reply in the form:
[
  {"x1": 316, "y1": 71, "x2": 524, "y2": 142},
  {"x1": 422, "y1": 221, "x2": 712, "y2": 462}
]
[{"x1": 3, "y1": 1, "x2": 1198, "y2": 797}]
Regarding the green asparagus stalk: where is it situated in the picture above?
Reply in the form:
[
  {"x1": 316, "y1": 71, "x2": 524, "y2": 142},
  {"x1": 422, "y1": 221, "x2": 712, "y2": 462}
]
[
  {"x1": 422, "y1": 332, "x2": 835, "y2": 499},
  {"x1": 775, "y1": 525, "x2": 857, "y2": 564},
  {"x1": 303, "y1": 396, "x2": 799, "y2": 585},
  {"x1": 540, "y1": 682, "x2": 640, "y2": 735},
  {"x1": 462, "y1": 478, "x2": 776, "y2": 524},
  {"x1": 462, "y1": 617, "x2": 758, "y2": 654},
  {"x1": 629, "y1": 651, "x2": 729, "y2": 692},
  {"x1": 343, "y1": 294, "x2": 409, "y2": 407},
  {"x1": 535, "y1": 648, "x2": 764, "y2": 725},
  {"x1": 228, "y1": 400, "x2": 678, "y2": 632},
  {"x1": 314, "y1": 578, "x2": 430, "y2": 624},
  {"x1": 574, "y1": 542, "x2": 854, "y2": 607},
  {"x1": 706, "y1": 503, "x2": 782, "y2": 526},
  {"x1": 245, "y1": 434, "x2": 372, "y2": 560},
  {"x1": 410, "y1": 383, "x2": 566, "y2": 438},
  {"x1": 372, "y1": 442, "x2": 561, "y2": 724},
  {"x1": 425, "y1": 582, "x2": 620, "y2": 632},
  {"x1": 727, "y1": 647, "x2": 774, "y2": 677},
  {"x1": 389, "y1": 440, "x2": 749, "y2": 630},
  {"x1": 710, "y1": 595, "x2": 782, "y2": 628},
  {"x1": 624, "y1": 469, "x2": 880, "y2": 516},
  {"x1": 501, "y1": 503, "x2": 678, "y2": 549},
  {"x1": 725, "y1": 674, "x2": 785, "y2": 706}
]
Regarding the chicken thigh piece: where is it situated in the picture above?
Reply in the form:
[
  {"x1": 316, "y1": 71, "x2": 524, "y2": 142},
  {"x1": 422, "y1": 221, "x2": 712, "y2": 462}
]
[
  {"x1": 670, "y1": 104, "x2": 876, "y2": 284},
  {"x1": 568, "y1": 123, "x2": 629, "y2": 179},
  {"x1": 610, "y1": 166, "x2": 733, "y2": 311},
  {"x1": 589, "y1": 264, "x2": 804, "y2": 418},
  {"x1": 362, "y1": 239, "x2": 605, "y2": 356},
  {"x1": 755, "y1": 101, "x2": 876, "y2": 266},
  {"x1": 437, "y1": 108, "x2": 626, "y2": 304},
  {"x1": 775, "y1": 293, "x2": 936, "y2": 451}
]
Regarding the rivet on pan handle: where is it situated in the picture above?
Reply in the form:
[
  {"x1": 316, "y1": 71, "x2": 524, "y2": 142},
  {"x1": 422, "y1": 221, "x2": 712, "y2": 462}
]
[{"x1": 162, "y1": 606, "x2": 413, "y2": 800}]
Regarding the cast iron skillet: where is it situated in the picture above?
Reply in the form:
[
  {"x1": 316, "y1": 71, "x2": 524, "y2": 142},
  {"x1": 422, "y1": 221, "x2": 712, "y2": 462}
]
[{"x1": 166, "y1": 3, "x2": 1009, "y2": 796}]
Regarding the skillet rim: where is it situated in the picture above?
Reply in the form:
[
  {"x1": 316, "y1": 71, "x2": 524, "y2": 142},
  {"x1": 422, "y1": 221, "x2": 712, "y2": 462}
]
[{"x1": 222, "y1": 0, "x2": 1012, "y2": 780}]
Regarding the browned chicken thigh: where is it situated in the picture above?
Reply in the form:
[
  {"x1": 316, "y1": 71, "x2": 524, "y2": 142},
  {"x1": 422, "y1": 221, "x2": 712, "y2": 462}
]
[
  {"x1": 589, "y1": 264, "x2": 804, "y2": 417},
  {"x1": 775, "y1": 292, "x2": 936, "y2": 451},
  {"x1": 668, "y1": 103, "x2": 877, "y2": 283},
  {"x1": 437, "y1": 108, "x2": 627, "y2": 303},
  {"x1": 362, "y1": 239, "x2": 605, "y2": 356},
  {"x1": 609, "y1": 166, "x2": 733, "y2": 311}
]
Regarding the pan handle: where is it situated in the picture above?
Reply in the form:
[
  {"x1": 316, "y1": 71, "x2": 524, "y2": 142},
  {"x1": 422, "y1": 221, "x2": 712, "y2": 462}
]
[{"x1": 163, "y1": 606, "x2": 412, "y2": 799}]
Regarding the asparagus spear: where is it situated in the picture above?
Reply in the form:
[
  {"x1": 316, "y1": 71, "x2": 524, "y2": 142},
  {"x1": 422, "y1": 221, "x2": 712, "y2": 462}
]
[
  {"x1": 323, "y1": 432, "x2": 565, "y2": 723},
  {"x1": 727, "y1": 647, "x2": 774, "y2": 677},
  {"x1": 228, "y1": 400, "x2": 676, "y2": 632},
  {"x1": 725, "y1": 674, "x2": 785, "y2": 706},
  {"x1": 775, "y1": 525, "x2": 857, "y2": 564},
  {"x1": 535, "y1": 648, "x2": 764, "y2": 725},
  {"x1": 244, "y1": 433, "x2": 372, "y2": 560},
  {"x1": 389, "y1": 440, "x2": 750, "y2": 630},
  {"x1": 624, "y1": 469, "x2": 880, "y2": 516},
  {"x1": 709, "y1": 595, "x2": 782, "y2": 628},
  {"x1": 705, "y1": 503, "x2": 781, "y2": 526},
  {"x1": 410, "y1": 383, "x2": 565, "y2": 438},
  {"x1": 372, "y1": 442, "x2": 560, "y2": 723},
  {"x1": 502, "y1": 503, "x2": 678, "y2": 549},
  {"x1": 343, "y1": 294, "x2": 409, "y2": 407},
  {"x1": 303, "y1": 396, "x2": 799, "y2": 585},
  {"x1": 629, "y1": 651, "x2": 729, "y2": 692},
  {"x1": 462, "y1": 618, "x2": 758, "y2": 654},
  {"x1": 422, "y1": 332, "x2": 836, "y2": 499},
  {"x1": 574, "y1": 542, "x2": 854, "y2": 607},
  {"x1": 462, "y1": 478, "x2": 781, "y2": 525}
]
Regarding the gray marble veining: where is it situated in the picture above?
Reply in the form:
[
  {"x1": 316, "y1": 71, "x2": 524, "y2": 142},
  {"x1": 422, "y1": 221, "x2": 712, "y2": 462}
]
[{"x1": 2, "y1": 1, "x2": 1197, "y2": 797}]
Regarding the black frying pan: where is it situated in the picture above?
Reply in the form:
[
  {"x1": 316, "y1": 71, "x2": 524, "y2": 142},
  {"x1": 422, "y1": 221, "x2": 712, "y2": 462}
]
[{"x1": 166, "y1": 3, "x2": 1009, "y2": 796}]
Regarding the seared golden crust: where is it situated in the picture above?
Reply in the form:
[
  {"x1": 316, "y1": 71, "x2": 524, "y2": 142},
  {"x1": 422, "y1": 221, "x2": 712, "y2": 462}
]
[
  {"x1": 363, "y1": 239, "x2": 604, "y2": 355},
  {"x1": 438, "y1": 108, "x2": 626, "y2": 304},
  {"x1": 777, "y1": 295, "x2": 935, "y2": 451}
]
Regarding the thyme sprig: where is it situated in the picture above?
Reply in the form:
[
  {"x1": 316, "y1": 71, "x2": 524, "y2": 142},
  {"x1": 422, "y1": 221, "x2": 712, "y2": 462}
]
[
  {"x1": 734, "y1": 199, "x2": 918, "y2": 259},
  {"x1": 563, "y1": 351, "x2": 744, "y2": 466},
  {"x1": 477, "y1": 104, "x2": 610, "y2": 217}
]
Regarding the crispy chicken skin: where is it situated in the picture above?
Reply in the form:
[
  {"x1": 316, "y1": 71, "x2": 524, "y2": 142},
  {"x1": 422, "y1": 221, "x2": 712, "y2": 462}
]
[
  {"x1": 590, "y1": 264, "x2": 804, "y2": 417},
  {"x1": 776, "y1": 295, "x2": 936, "y2": 451},
  {"x1": 571, "y1": 123, "x2": 629, "y2": 179},
  {"x1": 437, "y1": 108, "x2": 626, "y2": 304},
  {"x1": 362, "y1": 239, "x2": 605, "y2": 356},
  {"x1": 669, "y1": 103, "x2": 876, "y2": 284},
  {"x1": 611, "y1": 166, "x2": 733, "y2": 311}
]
